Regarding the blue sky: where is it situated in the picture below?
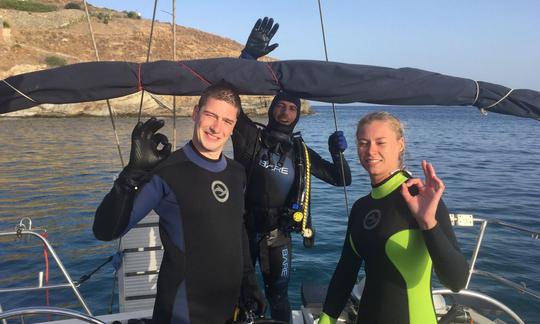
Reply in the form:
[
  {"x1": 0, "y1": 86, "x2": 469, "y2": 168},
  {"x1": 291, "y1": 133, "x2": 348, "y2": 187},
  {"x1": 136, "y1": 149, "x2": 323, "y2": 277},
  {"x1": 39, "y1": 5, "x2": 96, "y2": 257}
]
[{"x1": 89, "y1": 1, "x2": 539, "y2": 90}]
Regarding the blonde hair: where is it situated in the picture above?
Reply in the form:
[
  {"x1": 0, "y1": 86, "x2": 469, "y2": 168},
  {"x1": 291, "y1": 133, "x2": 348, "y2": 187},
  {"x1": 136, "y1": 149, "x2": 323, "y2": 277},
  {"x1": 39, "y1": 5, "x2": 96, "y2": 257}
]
[{"x1": 356, "y1": 111, "x2": 406, "y2": 166}]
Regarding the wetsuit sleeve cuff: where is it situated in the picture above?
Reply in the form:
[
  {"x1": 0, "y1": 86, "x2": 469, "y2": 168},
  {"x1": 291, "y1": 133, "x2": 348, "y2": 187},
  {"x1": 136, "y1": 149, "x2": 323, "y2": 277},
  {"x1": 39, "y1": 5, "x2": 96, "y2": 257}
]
[
  {"x1": 422, "y1": 222, "x2": 442, "y2": 237},
  {"x1": 318, "y1": 312, "x2": 337, "y2": 324},
  {"x1": 240, "y1": 50, "x2": 256, "y2": 60},
  {"x1": 117, "y1": 166, "x2": 152, "y2": 191}
]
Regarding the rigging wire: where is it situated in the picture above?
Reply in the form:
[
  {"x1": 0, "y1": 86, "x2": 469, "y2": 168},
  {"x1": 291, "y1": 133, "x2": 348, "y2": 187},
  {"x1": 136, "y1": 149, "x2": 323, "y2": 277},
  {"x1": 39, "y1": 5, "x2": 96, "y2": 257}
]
[
  {"x1": 172, "y1": 0, "x2": 178, "y2": 150},
  {"x1": 82, "y1": 0, "x2": 166, "y2": 312},
  {"x1": 316, "y1": 1, "x2": 363, "y2": 301},
  {"x1": 317, "y1": 0, "x2": 350, "y2": 216},
  {"x1": 82, "y1": 0, "x2": 125, "y2": 168},
  {"x1": 118, "y1": 0, "x2": 160, "y2": 312},
  {"x1": 137, "y1": 0, "x2": 160, "y2": 122}
]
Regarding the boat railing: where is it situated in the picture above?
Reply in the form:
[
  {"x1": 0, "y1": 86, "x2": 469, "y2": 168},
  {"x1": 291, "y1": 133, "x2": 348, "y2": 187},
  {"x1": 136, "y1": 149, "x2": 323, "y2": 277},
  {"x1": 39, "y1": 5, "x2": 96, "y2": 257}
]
[
  {"x1": 0, "y1": 218, "x2": 93, "y2": 318},
  {"x1": 449, "y1": 213, "x2": 540, "y2": 301},
  {"x1": 432, "y1": 289, "x2": 525, "y2": 324},
  {"x1": 0, "y1": 307, "x2": 104, "y2": 324}
]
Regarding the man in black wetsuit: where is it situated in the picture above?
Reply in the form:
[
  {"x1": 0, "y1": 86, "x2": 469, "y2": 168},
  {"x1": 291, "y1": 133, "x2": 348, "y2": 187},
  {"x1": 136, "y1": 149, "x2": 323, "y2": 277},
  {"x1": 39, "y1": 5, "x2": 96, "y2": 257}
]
[
  {"x1": 232, "y1": 18, "x2": 353, "y2": 322},
  {"x1": 93, "y1": 82, "x2": 265, "y2": 324}
]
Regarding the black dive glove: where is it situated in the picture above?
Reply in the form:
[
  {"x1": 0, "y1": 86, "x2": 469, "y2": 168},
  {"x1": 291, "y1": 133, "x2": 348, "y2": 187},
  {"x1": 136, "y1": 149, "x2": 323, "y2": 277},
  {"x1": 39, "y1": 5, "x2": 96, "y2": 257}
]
[
  {"x1": 118, "y1": 117, "x2": 171, "y2": 188},
  {"x1": 328, "y1": 130, "x2": 348, "y2": 155},
  {"x1": 240, "y1": 272, "x2": 267, "y2": 317},
  {"x1": 241, "y1": 17, "x2": 279, "y2": 60}
]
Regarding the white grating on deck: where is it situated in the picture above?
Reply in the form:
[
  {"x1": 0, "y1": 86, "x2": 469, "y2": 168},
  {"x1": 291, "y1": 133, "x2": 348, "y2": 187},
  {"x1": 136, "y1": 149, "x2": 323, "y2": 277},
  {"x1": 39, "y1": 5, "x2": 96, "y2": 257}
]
[{"x1": 118, "y1": 210, "x2": 163, "y2": 313}]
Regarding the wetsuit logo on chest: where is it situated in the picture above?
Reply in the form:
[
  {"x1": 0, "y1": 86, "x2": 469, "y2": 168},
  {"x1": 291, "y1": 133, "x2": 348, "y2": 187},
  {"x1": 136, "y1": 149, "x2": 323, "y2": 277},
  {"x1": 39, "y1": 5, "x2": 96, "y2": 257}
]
[
  {"x1": 258, "y1": 160, "x2": 289, "y2": 174},
  {"x1": 211, "y1": 180, "x2": 229, "y2": 203},
  {"x1": 363, "y1": 209, "x2": 382, "y2": 230}
]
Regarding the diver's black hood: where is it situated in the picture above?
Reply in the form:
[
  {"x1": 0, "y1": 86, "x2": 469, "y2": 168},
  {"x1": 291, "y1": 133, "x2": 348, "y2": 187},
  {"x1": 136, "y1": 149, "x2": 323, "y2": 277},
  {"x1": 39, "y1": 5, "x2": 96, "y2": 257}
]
[{"x1": 266, "y1": 92, "x2": 301, "y2": 136}]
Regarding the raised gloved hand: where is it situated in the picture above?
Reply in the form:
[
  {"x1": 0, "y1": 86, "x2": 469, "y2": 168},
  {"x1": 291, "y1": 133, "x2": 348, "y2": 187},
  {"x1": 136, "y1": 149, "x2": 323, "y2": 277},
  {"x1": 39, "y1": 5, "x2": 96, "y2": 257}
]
[
  {"x1": 127, "y1": 117, "x2": 171, "y2": 170},
  {"x1": 119, "y1": 117, "x2": 171, "y2": 188},
  {"x1": 328, "y1": 130, "x2": 347, "y2": 154},
  {"x1": 241, "y1": 17, "x2": 279, "y2": 60},
  {"x1": 240, "y1": 272, "x2": 267, "y2": 317}
]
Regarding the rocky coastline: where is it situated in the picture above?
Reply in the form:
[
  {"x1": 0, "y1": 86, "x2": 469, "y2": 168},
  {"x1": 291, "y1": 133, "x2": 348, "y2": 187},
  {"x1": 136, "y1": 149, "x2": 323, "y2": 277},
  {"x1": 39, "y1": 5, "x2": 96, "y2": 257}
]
[{"x1": 0, "y1": 2, "x2": 310, "y2": 117}]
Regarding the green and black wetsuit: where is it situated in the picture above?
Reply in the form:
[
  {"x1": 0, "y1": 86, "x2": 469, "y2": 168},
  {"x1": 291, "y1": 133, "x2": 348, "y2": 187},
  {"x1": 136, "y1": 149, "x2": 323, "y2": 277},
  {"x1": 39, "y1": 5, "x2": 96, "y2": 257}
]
[{"x1": 320, "y1": 171, "x2": 469, "y2": 324}]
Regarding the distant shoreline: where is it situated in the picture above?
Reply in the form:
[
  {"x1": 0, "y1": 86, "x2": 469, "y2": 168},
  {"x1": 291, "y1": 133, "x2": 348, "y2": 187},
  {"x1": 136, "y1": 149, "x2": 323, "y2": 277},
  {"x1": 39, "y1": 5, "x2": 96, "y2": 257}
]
[{"x1": 0, "y1": 97, "x2": 312, "y2": 118}]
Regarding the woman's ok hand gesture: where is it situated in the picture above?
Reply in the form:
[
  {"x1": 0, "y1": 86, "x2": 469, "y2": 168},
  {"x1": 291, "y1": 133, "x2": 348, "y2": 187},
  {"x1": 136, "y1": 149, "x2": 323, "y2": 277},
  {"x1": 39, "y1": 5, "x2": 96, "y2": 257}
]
[{"x1": 400, "y1": 160, "x2": 445, "y2": 230}]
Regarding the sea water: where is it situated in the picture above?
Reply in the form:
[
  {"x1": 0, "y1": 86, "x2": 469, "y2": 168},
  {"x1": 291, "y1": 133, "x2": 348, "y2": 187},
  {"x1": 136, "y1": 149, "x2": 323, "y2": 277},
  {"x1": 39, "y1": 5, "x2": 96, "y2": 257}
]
[{"x1": 0, "y1": 106, "x2": 539, "y2": 322}]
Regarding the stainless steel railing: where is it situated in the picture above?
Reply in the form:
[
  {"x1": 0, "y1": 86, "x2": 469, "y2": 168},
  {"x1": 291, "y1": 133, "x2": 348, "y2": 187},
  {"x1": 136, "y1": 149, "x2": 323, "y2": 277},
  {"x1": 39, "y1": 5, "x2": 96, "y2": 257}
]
[
  {"x1": 432, "y1": 289, "x2": 525, "y2": 324},
  {"x1": 0, "y1": 307, "x2": 104, "y2": 324},
  {"x1": 449, "y1": 213, "x2": 540, "y2": 299},
  {"x1": 0, "y1": 218, "x2": 93, "y2": 316}
]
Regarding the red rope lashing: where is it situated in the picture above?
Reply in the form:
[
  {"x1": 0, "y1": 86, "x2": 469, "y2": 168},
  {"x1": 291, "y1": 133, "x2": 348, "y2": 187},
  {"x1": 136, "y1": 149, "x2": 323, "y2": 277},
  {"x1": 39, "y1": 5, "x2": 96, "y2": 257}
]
[
  {"x1": 42, "y1": 232, "x2": 50, "y2": 307},
  {"x1": 138, "y1": 64, "x2": 143, "y2": 91},
  {"x1": 177, "y1": 62, "x2": 212, "y2": 86},
  {"x1": 264, "y1": 62, "x2": 281, "y2": 89}
]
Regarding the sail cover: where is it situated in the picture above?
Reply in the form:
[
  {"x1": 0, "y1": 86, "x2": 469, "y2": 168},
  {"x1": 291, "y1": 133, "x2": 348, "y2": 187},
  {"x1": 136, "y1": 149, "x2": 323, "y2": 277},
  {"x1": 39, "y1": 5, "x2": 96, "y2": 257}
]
[{"x1": 1, "y1": 58, "x2": 539, "y2": 120}]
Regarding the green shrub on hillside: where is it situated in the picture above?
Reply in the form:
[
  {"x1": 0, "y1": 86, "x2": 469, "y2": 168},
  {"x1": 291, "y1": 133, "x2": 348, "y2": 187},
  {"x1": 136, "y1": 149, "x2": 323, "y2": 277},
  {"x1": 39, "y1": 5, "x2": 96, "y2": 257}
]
[
  {"x1": 64, "y1": 2, "x2": 82, "y2": 10},
  {"x1": 96, "y1": 12, "x2": 111, "y2": 24},
  {"x1": 0, "y1": 0, "x2": 57, "y2": 12},
  {"x1": 3, "y1": 20, "x2": 10, "y2": 28},
  {"x1": 45, "y1": 55, "x2": 67, "y2": 67},
  {"x1": 126, "y1": 11, "x2": 140, "y2": 19}
]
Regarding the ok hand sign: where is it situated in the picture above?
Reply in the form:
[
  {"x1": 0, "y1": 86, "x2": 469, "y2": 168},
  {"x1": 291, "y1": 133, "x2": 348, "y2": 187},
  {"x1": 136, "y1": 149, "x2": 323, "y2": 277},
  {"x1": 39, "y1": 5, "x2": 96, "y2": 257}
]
[{"x1": 400, "y1": 160, "x2": 445, "y2": 230}]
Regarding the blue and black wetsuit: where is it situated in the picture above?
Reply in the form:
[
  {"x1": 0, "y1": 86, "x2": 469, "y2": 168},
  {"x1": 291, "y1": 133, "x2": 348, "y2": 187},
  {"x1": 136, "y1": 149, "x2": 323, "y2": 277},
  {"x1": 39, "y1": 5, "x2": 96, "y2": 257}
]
[
  {"x1": 232, "y1": 109, "x2": 352, "y2": 321},
  {"x1": 319, "y1": 171, "x2": 469, "y2": 324},
  {"x1": 93, "y1": 142, "x2": 252, "y2": 324}
]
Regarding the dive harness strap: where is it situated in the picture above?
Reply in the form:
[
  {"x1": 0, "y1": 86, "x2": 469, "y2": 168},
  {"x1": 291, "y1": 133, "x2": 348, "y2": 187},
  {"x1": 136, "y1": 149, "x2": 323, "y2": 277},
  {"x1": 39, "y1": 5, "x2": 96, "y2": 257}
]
[
  {"x1": 251, "y1": 129, "x2": 315, "y2": 242},
  {"x1": 248, "y1": 130, "x2": 315, "y2": 248}
]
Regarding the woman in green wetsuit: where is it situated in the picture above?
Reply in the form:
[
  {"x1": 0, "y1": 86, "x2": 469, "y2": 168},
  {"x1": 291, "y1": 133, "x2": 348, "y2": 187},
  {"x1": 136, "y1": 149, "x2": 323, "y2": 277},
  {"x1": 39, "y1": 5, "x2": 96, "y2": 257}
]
[{"x1": 319, "y1": 112, "x2": 469, "y2": 324}]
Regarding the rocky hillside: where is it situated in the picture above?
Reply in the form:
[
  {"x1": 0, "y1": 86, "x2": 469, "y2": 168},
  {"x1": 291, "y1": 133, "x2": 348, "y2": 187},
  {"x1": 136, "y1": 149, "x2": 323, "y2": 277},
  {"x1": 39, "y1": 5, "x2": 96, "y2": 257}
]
[{"x1": 0, "y1": 0, "x2": 309, "y2": 117}]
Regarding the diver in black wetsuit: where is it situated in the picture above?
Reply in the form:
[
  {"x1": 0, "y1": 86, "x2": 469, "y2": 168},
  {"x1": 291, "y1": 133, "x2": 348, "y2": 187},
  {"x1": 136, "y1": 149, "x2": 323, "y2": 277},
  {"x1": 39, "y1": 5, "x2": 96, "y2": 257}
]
[
  {"x1": 319, "y1": 112, "x2": 469, "y2": 324},
  {"x1": 232, "y1": 18, "x2": 352, "y2": 322},
  {"x1": 93, "y1": 82, "x2": 265, "y2": 324}
]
